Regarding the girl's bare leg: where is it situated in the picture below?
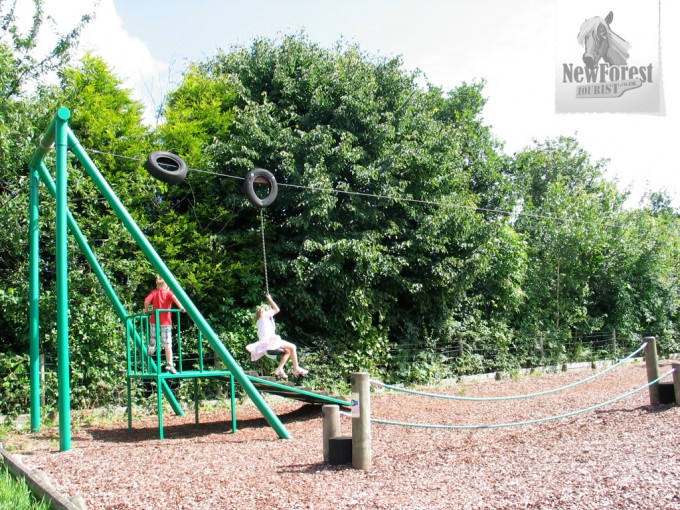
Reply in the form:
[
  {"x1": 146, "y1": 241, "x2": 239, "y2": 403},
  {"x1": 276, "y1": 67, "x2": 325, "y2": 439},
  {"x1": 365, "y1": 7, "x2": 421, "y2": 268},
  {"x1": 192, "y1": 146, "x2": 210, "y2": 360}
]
[
  {"x1": 276, "y1": 352, "x2": 290, "y2": 371},
  {"x1": 280, "y1": 341, "x2": 307, "y2": 375},
  {"x1": 279, "y1": 342, "x2": 300, "y2": 370}
]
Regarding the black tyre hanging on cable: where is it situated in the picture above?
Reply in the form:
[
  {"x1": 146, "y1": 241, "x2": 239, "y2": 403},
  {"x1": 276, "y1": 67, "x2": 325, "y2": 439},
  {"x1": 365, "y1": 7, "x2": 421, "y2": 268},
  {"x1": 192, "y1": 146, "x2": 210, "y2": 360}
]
[
  {"x1": 243, "y1": 168, "x2": 278, "y2": 207},
  {"x1": 145, "y1": 151, "x2": 188, "y2": 184}
]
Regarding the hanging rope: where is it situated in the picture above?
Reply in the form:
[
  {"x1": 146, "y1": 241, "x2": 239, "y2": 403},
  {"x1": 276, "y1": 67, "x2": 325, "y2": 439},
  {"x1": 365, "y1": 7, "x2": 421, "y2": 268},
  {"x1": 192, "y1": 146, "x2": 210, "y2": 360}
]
[{"x1": 260, "y1": 209, "x2": 269, "y2": 295}]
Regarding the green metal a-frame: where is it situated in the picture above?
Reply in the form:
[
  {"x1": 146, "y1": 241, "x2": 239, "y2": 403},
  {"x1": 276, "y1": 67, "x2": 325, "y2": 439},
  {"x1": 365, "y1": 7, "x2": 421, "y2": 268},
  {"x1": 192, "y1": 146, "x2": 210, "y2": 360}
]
[{"x1": 27, "y1": 108, "x2": 291, "y2": 451}]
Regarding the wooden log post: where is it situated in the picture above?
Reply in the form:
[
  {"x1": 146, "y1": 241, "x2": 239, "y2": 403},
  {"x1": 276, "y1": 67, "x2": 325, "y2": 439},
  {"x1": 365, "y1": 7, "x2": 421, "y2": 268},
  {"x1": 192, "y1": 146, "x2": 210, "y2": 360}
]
[
  {"x1": 644, "y1": 336, "x2": 660, "y2": 405},
  {"x1": 322, "y1": 404, "x2": 340, "y2": 463},
  {"x1": 673, "y1": 363, "x2": 680, "y2": 407},
  {"x1": 351, "y1": 372, "x2": 372, "y2": 471}
]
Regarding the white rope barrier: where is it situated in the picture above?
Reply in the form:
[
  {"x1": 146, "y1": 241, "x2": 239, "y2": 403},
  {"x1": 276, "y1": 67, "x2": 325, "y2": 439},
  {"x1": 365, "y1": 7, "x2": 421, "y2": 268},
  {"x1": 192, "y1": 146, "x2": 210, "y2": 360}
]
[
  {"x1": 370, "y1": 342, "x2": 647, "y2": 402},
  {"x1": 370, "y1": 369, "x2": 674, "y2": 430}
]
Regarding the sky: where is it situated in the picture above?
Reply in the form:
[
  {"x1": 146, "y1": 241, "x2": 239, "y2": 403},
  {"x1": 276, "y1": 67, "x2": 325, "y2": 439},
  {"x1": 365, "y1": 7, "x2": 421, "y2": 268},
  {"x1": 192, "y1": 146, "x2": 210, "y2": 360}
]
[{"x1": 15, "y1": 0, "x2": 680, "y2": 207}]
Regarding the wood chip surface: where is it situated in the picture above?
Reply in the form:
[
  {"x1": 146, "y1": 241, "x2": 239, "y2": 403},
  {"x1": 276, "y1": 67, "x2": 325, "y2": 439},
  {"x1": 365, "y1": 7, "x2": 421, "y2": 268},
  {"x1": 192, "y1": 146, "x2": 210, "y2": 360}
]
[{"x1": 8, "y1": 362, "x2": 680, "y2": 509}]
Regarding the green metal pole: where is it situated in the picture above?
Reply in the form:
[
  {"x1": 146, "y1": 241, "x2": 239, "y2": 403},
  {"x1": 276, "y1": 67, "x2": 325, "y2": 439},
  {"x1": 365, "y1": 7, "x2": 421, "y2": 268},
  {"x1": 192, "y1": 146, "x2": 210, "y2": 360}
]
[
  {"x1": 194, "y1": 379, "x2": 199, "y2": 424},
  {"x1": 55, "y1": 107, "x2": 71, "y2": 452},
  {"x1": 28, "y1": 116, "x2": 57, "y2": 170},
  {"x1": 35, "y1": 162, "x2": 184, "y2": 416},
  {"x1": 231, "y1": 373, "x2": 237, "y2": 433},
  {"x1": 29, "y1": 169, "x2": 41, "y2": 432},
  {"x1": 66, "y1": 129, "x2": 291, "y2": 439},
  {"x1": 27, "y1": 110, "x2": 59, "y2": 433}
]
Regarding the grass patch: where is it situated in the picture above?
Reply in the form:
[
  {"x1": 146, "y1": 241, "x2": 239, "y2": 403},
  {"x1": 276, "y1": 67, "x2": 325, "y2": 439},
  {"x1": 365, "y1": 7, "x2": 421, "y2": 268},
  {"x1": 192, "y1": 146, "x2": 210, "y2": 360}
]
[{"x1": 0, "y1": 465, "x2": 50, "y2": 510}]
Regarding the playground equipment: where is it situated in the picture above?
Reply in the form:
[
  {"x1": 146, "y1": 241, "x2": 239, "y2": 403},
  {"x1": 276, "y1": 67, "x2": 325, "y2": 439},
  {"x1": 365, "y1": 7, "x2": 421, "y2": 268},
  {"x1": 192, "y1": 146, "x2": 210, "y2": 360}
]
[
  {"x1": 125, "y1": 309, "x2": 350, "y2": 439},
  {"x1": 125, "y1": 309, "x2": 237, "y2": 439},
  {"x1": 321, "y1": 372, "x2": 371, "y2": 471},
  {"x1": 27, "y1": 108, "x2": 293, "y2": 451}
]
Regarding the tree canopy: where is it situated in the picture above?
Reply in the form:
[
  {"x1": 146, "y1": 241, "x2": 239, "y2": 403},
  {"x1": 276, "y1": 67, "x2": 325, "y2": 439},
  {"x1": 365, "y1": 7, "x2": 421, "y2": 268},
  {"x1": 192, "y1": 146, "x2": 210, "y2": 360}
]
[{"x1": 1, "y1": 29, "x2": 679, "y2": 414}]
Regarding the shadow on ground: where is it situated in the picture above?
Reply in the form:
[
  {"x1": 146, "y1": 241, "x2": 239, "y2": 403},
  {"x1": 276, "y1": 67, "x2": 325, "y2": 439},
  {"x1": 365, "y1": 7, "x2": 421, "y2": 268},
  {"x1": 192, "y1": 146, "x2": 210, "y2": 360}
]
[{"x1": 86, "y1": 403, "x2": 322, "y2": 443}]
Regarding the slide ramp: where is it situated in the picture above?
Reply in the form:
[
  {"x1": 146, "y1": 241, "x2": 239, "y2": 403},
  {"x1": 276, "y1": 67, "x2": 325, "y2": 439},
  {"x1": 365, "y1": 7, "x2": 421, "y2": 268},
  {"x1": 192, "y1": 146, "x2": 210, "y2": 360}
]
[{"x1": 245, "y1": 371, "x2": 351, "y2": 408}]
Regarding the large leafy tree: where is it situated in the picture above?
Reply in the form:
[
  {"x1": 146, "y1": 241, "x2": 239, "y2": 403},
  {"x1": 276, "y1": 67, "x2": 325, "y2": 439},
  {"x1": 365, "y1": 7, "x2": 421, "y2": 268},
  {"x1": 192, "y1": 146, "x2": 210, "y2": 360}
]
[
  {"x1": 508, "y1": 136, "x2": 680, "y2": 357},
  {"x1": 0, "y1": 0, "x2": 91, "y2": 353},
  {"x1": 159, "y1": 34, "x2": 526, "y2": 376},
  {"x1": 0, "y1": 0, "x2": 94, "y2": 412},
  {"x1": 511, "y1": 138, "x2": 620, "y2": 338}
]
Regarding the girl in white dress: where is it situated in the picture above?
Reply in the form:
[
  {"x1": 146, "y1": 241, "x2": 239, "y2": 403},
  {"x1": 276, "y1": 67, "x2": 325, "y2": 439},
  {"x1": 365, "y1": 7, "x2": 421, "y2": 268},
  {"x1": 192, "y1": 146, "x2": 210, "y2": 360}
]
[{"x1": 246, "y1": 294, "x2": 309, "y2": 379}]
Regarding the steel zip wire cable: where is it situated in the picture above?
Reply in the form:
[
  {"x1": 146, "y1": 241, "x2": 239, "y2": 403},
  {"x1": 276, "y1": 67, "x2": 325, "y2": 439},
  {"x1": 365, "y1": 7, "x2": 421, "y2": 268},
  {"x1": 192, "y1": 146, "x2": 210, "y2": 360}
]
[{"x1": 83, "y1": 148, "x2": 620, "y2": 228}]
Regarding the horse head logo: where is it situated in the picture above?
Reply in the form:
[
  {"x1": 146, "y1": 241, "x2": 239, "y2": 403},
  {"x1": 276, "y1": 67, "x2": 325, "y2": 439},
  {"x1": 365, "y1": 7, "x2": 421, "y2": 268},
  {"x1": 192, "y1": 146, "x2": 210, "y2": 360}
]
[{"x1": 577, "y1": 11, "x2": 630, "y2": 68}]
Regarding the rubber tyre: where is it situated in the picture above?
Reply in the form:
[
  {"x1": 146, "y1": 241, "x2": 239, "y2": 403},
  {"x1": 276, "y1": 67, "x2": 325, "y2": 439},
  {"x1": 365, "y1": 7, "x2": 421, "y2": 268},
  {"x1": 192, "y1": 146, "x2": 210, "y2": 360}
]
[
  {"x1": 145, "y1": 151, "x2": 188, "y2": 184},
  {"x1": 243, "y1": 168, "x2": 278, "y2": 207}
]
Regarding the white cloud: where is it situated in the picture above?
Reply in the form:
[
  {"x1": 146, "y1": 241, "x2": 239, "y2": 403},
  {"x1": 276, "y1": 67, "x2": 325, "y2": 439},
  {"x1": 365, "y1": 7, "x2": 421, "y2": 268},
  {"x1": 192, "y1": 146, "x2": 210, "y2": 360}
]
[{"x1": 14, "y1": 0, "x2": 167, "y2": 124}]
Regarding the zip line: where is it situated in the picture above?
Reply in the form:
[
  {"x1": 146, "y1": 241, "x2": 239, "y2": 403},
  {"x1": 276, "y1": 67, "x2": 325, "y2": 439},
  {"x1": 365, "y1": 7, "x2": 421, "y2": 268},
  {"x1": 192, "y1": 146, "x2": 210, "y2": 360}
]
[{"x1": 81, "y1": 148, "x2": 623, "y2": 228}]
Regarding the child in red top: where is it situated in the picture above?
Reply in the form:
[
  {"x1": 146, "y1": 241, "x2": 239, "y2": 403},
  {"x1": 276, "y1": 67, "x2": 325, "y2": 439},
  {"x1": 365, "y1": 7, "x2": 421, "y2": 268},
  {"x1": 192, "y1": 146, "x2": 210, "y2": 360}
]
[{"x1": 144, "y1": 276, "x2": 185, "y2": 373}]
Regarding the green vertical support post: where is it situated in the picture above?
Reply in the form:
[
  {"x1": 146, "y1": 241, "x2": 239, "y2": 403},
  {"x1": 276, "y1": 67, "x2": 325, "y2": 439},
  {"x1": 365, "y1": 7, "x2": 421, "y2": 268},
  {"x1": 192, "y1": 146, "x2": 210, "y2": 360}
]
[
  {"x1": 29, "y1": 169, "x2": 41, "y2": 432},
  {"x1": 198, "y1": 332, "x2": 204, "y2": 371},
  {"x1": 230, "y1": 374, "x2": 237, "y2": 433},
  {"x1": 28, "y1": 110, "x2": 60, "y2": 435},
  {"x1": 66, "y1": 129, "x2": 290, "y2": 439},
  {"x1": 157, "y1": 371, "x2": 164, "y2": 440},
  {"x1": 126, "y1": 320, "x2": 133, "y2": 430},
  {"x1": 35, "y1": 161, "x2": 184, "y2": 416},
  {"x1": 177, "y1": 311, "x2": 183, "y2": 370},
  {"x1": 194, "y1": 379, "x2": 199, "y2": 424},
  {"x1": 55, "y1": 107, "x2": 71, "y2": 452}
]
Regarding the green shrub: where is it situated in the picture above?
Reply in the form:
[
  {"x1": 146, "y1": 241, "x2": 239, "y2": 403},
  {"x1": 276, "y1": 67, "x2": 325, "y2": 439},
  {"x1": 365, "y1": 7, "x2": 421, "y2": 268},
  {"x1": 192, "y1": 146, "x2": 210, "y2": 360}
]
[{"x1": 0, "y1": 353, "x2": 30, "y2": 416}]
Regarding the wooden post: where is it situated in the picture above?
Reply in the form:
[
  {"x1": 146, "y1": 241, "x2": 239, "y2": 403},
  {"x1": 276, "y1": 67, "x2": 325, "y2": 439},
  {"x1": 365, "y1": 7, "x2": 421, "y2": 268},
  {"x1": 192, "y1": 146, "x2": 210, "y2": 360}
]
[
  {"x1": 673, "y1": 363, "x2": 680, "y2": 406},
  {"x1": 644, "y1": 336, "x2": 660, "y2": 405},
  {"x1": 611, "y1": 329, "x2": 617, "y2": 355},
  {"x1": 351, "y1": 372, "x2": 372, "y2": 471},
  {"x1": 322, "y1": 405, "x2": 340, "y2": 463}
]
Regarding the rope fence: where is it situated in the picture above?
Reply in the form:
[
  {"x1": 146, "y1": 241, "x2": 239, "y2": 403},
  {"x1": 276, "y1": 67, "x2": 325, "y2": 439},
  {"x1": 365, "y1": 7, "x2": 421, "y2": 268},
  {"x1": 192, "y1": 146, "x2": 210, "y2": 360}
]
[
  {"x1": 371, "y1": 341, "x2": 647, "y2": 401},
  {"x1": 369, "y1": 369, "x2": 675, "y2": 430}
]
